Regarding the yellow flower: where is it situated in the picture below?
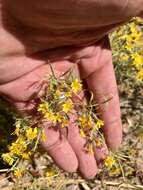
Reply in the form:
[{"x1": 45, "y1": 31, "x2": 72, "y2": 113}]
[
  {"x1": 96, "y1": 119, "x2": 104, "y2": 130},
  {"x1": 79, "y1": 114, "x2": 87, "y2": 126},
  {"x1": 2, "y1": 153, "x2": 14, "y2": 166},
  {"x1": 37, "y1": 102, "x2": 49, "y2": 114},
  {"x1": 44, "y1": 111, "x2": 54, "y2": 121},
  {"x1": 61, "y1": 119, "x2": 69, "y2": 128},
  {"x1": 104, "y1": 156, "x2": 115, "y2": 169},
  {"x1": 121, "y1": 54, "x2": 129, "y2": 61},
  {"x1": 71, "y1": 79, "x2": 82, "y2": 93},
  {"x1": 62, "y1": 101, "x2": 73, "y2": 113},
  {"x1": 54, "y1": 90, "x2": 61, "y2": 99},
  {"x1": 55, "y1": 113, "x2": 63, "y2": 123},
  {"x1": 79, "y1": 129, "x2": 86, "y2": 138},
  {"x1": 79, "y1": 114, "x2": 92, "y2": 129},
  {"x1": 109, "y1": 167, "x2": 121, "y2": 177},
  {"x1": 95, "y1": 139, "x2": 102, "y2": 147},
  {"x1": 22, "y1": 152, "x2": 31, "y2": 160},
  {"x1": 44, "y1": 112, "x2": 63, "y2": 124},
  {"x1": 65, "y1": 91, "x2": 72, "y2": 98},
  {"x1": 26, "y1": 127, "x2": 38, "y2": 141},
  {"x1": 131, "y1": 53, "x2": 143, "y2": 69},
  {"x1": 9, "y1": 137, "x2": 27, "y2": 155},
  {"x1": 14, "y1": 168, "x2": 24, "y2": 178}
]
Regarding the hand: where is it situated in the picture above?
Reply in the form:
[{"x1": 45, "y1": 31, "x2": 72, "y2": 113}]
[
  {"x1": 0, "y1": 36, "x2": 122, "y2": 179},
  {"x1": 1, "y1": 0, "x2": 142, "y2": 179}
]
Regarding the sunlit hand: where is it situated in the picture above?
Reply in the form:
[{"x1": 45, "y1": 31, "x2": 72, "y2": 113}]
[{"x1": 1, "y1": 0, "x2": 142, "y2": 179}]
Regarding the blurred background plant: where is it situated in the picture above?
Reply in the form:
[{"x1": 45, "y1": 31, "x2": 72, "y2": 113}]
[{"x1": 110, "y1": 17, "x2": 143, "y2": 84}]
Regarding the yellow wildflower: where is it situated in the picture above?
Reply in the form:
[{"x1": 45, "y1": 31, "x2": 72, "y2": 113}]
[
  {"x1": 79, "y1": 129, "x2": 86, "y2": 138},
  {"x1": 22, "y1": 152, "x2": 31, "y2": 160},
  {"x1": 65, "y1": 91, "x2": 72, "y2": 97},
  {"x1": 109, "y1": 167, "x2": 121, "y2": 177},
  {"x1": 55, "y1": 113, "x2": 63, "y2": 123},
  {"x1": 14, "y1": 168, "x2": 24, "y2": 178},
  {"x1": 9, "y1": 137, "x2": 27, "y2": 155},
  {"x1": 61, "y1": 119, "x2": 69, "y2": 128},
  {"x1": 95, "y1": 139, "x2": 102, "y2": 147},
  {"x1": 131, "y1": 53, "x2": 143, "y2": 69},
  {"x1": 121, "y1": 54, "x2": 129, "y2": 61},
  {"x1": 96, "y1": 119, "x2": 104, "y2": 130},
  {"x1": 44, "y1": 111, "x2": 54, "y2": 121},
  {"x1": 79, "y1": 114, "x2": 92, "y2": 129},
  {"x1": 37, "y1": 102, "x2": 49, "y2": 114},
  {"x1": 62, "y1": 101, "x2": 73, "y2": 113},
  {"x1": 79, "y1": 114, "x2": 87, "y2": 126},
  {"x1": 54, "y1": 90, "x2": 61, "y2": 99},
  {"x1": 1, "y1": 153, "x2": 14, "y2": 166},
  {"x1": 71, "y1": 79, "x2": 82, "y2": 93},
  {"x1": 26, "y1": 127, "x2": 38, "y2": 141},
  {"x1": 104, "y1": 156, "x2": 115, "y2": 169}
]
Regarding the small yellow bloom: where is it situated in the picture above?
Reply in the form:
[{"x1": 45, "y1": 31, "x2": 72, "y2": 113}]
[
  {"x1": 79, "y1": 114, "x2": 87, "y2": 126},
  {"x1": 9, "y1": 137, "x2": 27, "y2": 155},
  {"x1": 65, "y1": 91, "x2": 72, "y2": 98},
  {"x1": 121, "y1": 54, "x2": 129, "y2": 61},
  {"x1": 61, "y1": 119, "x2": 69, "y2": 128},
  {"x1": 131, "y1": 53, "x2": 143, "y2": 69},
  {"x1": 104, "y1": 156, "x2": 115, "y2": 169},
  {"x1": 79, "y1": 129, "x2": 86, "y2": 138},
  {"x1": 44, "y1": 111, "x2": 54, "y2": 121},
  {"x1": 96, "y1": 119, "x2": 104, "y2": 130},
  {"x1": 22, "y1": 152, "x2": 31, "y2": 160},
  {"x1": 109, "y1": 167, "x2": 121, "y2": 176},
  {"x1": 26, "y1": 127, "x2": 38, "y2": 141},
  {"x1": 55, "y1": 113, "x2": 63, "y2": 123},
  {"x1": 2, "y1": 153, "x2": 14, "y2": 166},
  {"x1": 95, "y1": 139, "x2": 102, "y2": 147},
  {"x1": 79, "y1": 114, "x2": 92, "y2": 129},
  {"x1": 14, "y1": 168, "x2": 24, "y2": 178},
  {"x1": 71, "y1": 79, "x2": 82, "y2": 93},
  {"x1": 37, "y1": 102, "x2": 49, "y2": 114},
  {"x1": 54, "y1": 90, "x2": 61, "y2": 98},
  {"x1": 62, "y1": 101, "x2": 73, "y2": 113}
]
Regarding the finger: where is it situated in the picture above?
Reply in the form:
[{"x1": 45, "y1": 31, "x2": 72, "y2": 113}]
[
  {"x1": 78, "y1": 37, "x2": 122, "y2": 151},
  {"x1": 40, "y1": 123, "x2": 78, "y2": 173},
  {"x1": 94, "y1": 143, "x2": 108, "y2": 164},
  {"x1": 0, "y1": 60, "x2": 74, "y2": 102},
  {"x1": 10, "y1": 100, "x2": 78, "y2": 173},
  {"x1": 67, "y1": 116, "x2": 98, "y2": 179}
]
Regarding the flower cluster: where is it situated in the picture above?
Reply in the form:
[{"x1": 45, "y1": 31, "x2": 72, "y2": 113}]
[
  {"x1": 1, "y1": 118, "x2": 42, "y2": 177},
  {"x1": 110, "y1": 17, "x2": 143, "y2": 82},
  {"x1": 1, "y1": 67, "x2": 113, "y2": 178},
  {"x1": 37, "y1": 69, "x2": 106, "y2": 154}
]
